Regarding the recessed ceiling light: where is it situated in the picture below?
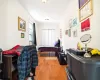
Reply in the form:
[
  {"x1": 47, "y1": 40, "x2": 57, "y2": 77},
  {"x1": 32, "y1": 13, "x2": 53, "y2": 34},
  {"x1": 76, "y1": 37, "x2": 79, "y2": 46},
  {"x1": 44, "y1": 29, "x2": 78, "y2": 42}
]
[
  {"x1": 45, "y1": 19, "x2": 49, "y2": 20},
  {"x1": 42, "y1": 0, "x2": 47, "y2": 3}
]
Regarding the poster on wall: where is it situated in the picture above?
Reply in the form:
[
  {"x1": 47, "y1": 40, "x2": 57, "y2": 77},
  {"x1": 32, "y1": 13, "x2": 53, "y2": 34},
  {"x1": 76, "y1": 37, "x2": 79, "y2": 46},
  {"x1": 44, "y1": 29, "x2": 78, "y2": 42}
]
[
  {"x1": 79, "y1": 0, "x2": 90, "y2": 9},
  {"x1": 21, "y1": 33, "x2": 25, "y2": 38},
  {"x1": 68, "y1": 18, "x2": 78, "y2": 28},
  {"x1": 81, "y1": 18, "x2": 90, "y2": 32},
  {"x1": 60, "y1": 29, "x2": 62, "y2": 38},
  {"x1": 18, "y1": 17, "x2": 26, "y2": 32},
  {"x1": 73, "y1": 30, "x2": 77, "y2": 37},
  {"x1": 68, "y1": 19, "x2": 73, "y2": 28},
  {"x1": 68, "y1": 29, "x2": 71, "y2": 37},
  {"x1": 72, "y1": 18, "x2": 78, "y2": 27},
  {"x1": 79, "y1": 0, "x2": 93, "y2": 21},
  {"x1": 65, "y1": 30, "x2": 69, "y2": 35}
]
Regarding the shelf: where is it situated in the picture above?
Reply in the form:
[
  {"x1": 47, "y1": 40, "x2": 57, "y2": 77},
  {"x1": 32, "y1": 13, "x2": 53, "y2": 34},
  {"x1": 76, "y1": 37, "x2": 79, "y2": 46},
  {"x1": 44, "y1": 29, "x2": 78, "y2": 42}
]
[{"x1": 3, "y1": 54, "x2": 18, "y2": 80}]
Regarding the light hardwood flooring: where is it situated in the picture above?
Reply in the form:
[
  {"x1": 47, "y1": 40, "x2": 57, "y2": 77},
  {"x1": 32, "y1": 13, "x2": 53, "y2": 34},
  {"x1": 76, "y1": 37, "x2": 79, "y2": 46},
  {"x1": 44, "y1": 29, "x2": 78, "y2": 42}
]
[{"x1": 35, "y1": 56, "x2": 67, "y2": 80}]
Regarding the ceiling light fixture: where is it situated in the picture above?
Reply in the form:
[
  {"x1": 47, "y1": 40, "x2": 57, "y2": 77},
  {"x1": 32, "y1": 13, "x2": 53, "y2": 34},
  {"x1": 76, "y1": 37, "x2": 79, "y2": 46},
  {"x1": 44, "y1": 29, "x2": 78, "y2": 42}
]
[
  {"x1": 42, "y1": 0, "x2": 47, "y2": 3},
  {"x1": 45, "y1": 19, "x2": 49, "y2": 20}
]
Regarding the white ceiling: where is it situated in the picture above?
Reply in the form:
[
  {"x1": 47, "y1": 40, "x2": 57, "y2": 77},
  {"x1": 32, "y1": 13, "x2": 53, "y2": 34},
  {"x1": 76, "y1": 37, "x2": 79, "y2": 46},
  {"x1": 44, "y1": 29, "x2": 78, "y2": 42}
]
[{"x1": 19, "y1": 0, "x2": 71, "y2": 23}]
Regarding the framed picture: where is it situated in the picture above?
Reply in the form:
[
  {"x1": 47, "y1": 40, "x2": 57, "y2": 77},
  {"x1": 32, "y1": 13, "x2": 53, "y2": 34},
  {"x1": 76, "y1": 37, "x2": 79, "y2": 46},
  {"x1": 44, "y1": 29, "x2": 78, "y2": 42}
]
[
  {"x1": 79, "y1": 0, "x2": 93, "y2": 21},
  {"x1": 60, "y1": 29, "x2": 62, "y2": 38},
  {"x1": 21, "y1": 33, "x2": 25, "y2": 38},
  {"x1": 68, "y1": 19, "x2": 73, "y2": 28},
  {"x1": 65, "y1": 30, "x2": 68, "y2": 35},
  {"x1": 72, "y1": 18, "x2": 78, "y2": 27},
  {"x1": 18, "y1": 17, "x2": 26, "y2": 31},
  {"x1": 68, "y1": 29, "x2": 71, "y2": 37},
  {"x1": 81, "y1": 18, "x2": 90, "y2": 32},
  {"x1": 79, "y1": 0, "x2": 90, "y2": 9},
  {"x1": 73, "y1": 30, "x2": 77, "y2": 37}
]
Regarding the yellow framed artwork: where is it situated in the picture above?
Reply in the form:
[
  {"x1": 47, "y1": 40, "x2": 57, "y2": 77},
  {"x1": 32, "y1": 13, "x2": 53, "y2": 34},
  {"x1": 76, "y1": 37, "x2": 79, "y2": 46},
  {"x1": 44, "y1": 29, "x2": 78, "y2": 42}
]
[
  {"x1": 18, "y1": 17, "x2": 26, "y2": 31},
  {"x1": 79, "y1": 0, "x2": 93, "y2": 22}
]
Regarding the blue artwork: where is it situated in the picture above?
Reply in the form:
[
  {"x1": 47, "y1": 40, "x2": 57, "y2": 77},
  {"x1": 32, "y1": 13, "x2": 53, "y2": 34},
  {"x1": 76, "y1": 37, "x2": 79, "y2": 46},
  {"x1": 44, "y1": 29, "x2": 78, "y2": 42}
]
[{"x1": 72, "y1": 18, "x2": 77, "y2": 27}]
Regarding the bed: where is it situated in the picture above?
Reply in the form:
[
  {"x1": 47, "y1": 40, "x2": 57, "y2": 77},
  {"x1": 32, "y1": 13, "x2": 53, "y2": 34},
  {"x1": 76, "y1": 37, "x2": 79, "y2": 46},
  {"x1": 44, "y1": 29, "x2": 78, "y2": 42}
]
[{"x1": 38, "y1": 47, "x2": 61, "y2": 56}]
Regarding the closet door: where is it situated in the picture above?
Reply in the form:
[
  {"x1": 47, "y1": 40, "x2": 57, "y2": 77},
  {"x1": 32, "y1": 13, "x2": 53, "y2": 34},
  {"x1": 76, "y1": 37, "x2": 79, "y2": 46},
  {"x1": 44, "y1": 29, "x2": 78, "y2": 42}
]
[
  {"x1": 42, "y1": 29, "x2": 49, "y2": 46},
  {"x1": 41, "y1": 29, "x2": 56, "y2": 46},
  {"x1": 48, "y1": 29, "x2": 56, "y2": 46}
]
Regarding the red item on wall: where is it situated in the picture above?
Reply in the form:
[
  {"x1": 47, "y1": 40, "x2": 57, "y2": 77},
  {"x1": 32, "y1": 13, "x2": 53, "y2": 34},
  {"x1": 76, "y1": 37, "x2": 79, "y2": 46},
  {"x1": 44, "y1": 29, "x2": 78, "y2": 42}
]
[{"x1": 81, "y1": 18, "x2": 90, "y2": 32}]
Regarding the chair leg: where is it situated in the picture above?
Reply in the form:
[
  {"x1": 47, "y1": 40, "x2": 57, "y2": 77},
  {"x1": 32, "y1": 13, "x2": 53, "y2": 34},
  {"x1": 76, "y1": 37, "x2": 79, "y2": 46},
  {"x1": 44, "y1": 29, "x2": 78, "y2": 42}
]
[{"x1": 31, "y1": 68, "x2": 36, "y2": 76}]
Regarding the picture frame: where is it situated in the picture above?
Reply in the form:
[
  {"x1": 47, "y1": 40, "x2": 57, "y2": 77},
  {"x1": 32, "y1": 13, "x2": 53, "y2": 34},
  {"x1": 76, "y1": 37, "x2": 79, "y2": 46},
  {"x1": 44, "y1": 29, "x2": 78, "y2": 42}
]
[
  {"x1": 18, "y1": 17, "x2": 26, "y2": 31},
  {"x1": 68, "y1": 19, "x2": 73, "y2": 28},
  {"x1": 60, "y1": 29, "x2": 62, "y2": 38},
  {"x1": 73, "y1": 30, "x2": 77, "y2": 37},
  {"x1": 79, "y1": 0, "x2": 90, "y2": 9},
  {"x1": 81, "y1": 18, "x2": 90, "y2": 32},
  {"x1": 79, "y1": 0, "x2": 93, "y2": 22},
  {"x1": 65, "y1": 30, "x2": 69, "y2": 35},
  {"x1": 68, "y1": 29, "x2": 71, "y2": 37},
  {"x1": 21, "y1": 33, "x2": 25, "y2": 38}
]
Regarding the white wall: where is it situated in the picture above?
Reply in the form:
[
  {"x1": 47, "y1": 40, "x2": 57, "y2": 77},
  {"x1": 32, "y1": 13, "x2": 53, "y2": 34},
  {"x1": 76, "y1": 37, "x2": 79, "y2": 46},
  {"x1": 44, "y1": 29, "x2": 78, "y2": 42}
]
[
  {"x1": 0, "y1": 0, "x2": 38, "y2": 50},
  {"x1": 59, "y1": 0, "x2": 100, "y2": 50},
  {"x1": 0, "y1": 0, "x2": 8, "y2": 49},
  {"x1": 37, "y1": 22, "x2": 60, "y2": 46}
]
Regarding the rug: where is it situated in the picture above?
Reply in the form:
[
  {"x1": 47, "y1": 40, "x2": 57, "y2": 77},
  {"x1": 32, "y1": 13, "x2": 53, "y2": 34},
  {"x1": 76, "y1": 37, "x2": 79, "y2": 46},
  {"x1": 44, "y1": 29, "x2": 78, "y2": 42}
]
[
  {"x1": 40, "y1": 52, "x2": 56, "y2": 57},
  {"x1": 45, "y1": 57, "x2": 57, "y2": 60}
]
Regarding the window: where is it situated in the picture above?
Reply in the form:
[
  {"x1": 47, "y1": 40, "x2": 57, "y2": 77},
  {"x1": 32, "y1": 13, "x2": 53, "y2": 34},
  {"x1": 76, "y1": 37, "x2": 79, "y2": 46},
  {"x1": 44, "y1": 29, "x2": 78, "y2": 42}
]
[{"x1": 29, "y1": 23, "x2": 33, "y2": 45}]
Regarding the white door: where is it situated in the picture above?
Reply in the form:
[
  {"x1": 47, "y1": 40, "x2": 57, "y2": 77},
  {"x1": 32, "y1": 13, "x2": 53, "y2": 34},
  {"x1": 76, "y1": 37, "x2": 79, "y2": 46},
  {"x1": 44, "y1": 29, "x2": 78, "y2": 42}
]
[{"x1": 41, "y1": 29, "x2": 56, "y2": 46}]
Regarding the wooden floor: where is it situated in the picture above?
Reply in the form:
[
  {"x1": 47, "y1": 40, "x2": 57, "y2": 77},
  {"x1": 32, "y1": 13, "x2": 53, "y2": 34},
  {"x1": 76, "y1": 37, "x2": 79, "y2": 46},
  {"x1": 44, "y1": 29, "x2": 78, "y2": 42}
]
[
  {"x1": 12, "y1": 53, "x2": 67, "y2": 80},
  {"x1": 35, "y1": 56, "x2": 67, "y2": 80}
]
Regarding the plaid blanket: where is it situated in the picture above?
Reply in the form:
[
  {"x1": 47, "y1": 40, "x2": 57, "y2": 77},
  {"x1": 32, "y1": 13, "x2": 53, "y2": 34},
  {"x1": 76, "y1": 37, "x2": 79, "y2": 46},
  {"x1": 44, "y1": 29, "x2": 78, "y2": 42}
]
[{"x1": 17, "y1": 45, "x2": 38, "y2": 80}]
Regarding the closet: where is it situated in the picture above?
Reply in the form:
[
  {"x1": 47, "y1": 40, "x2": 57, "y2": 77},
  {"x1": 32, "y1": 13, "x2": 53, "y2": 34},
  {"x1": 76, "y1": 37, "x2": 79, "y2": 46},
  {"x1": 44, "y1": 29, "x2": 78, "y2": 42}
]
[{"x1": 41, "y1": 29, "x2": 56, "y2": 46}]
